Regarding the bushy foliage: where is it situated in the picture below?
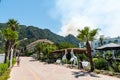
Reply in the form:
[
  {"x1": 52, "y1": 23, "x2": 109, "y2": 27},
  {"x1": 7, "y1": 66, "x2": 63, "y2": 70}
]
[
  {"x1": 0, "y1": 47, "x2": 4, "y2": 53},
  {"x1": 95, "y1": 51, "x2": 103, "y2": 58},
  {"x1": 105, "y1": 51, "x2": 113, "y2": 60},
  {"x1": 76, "y1": 53, "x2": 87, "y2": 61},
  {"x1": 25, "y1": 50, "x2": 33, "y2": 56},
  {"x1": 118, "y1": 65, "x2": 120, "y2": 72},
  {"x1": 0, "y1": 63, "x2": 9, "y2": 76},
  {"x1": 0, "y1": 58, "x2": 16, "y2": 80},
  {"x1": 118, "y1": 54, "x2": 120, "y2": 58},
  {"x1": 42, "y1": 44, "x2": 58, "y2": 54},
  {"x1": 12, "y1": 58, "x2": 16, "y2": 65},
  {"x1": 108, "y1": 66, "x2": 114, "y2": 72},
  {"x1": 62, "y1": 59, "x2": 68, "y2": 64},
  {"x1": 57, "y1": 42, "x2": 77, "y2": 49},
  {"x1": 0, "y1": 69, "x2": 10, "y2": 80},
  {"x1": 34, "y1": 42, "x2": 58, "y2": 62},
  {"x1": 42, "y1": 44, "x2": 58, "y2": 62},
  {"x1": 93, "y1": 58, "x2": 108, "y2": 70}
]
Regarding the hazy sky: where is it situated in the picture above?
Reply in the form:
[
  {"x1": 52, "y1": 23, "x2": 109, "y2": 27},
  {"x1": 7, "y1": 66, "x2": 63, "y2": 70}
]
[{"x1": 0, "y1": 0, "x2": 120, "y2": 37}]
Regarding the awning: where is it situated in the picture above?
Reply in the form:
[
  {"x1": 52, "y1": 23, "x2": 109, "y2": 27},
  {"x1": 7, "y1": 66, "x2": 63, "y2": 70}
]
[{"x1": 96, "y1": 43, "x2": 120, "y2": 50}]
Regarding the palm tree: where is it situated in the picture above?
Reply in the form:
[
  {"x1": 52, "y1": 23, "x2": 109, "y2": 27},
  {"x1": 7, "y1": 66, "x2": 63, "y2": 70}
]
[
  {"x1": 7, "y1": 19, "x2": 19, "y2": 31},
  {"x1": 77, "y1": 26, "x2": 98, "y2": 72},
  {"x1": 2, "y1": 28, "x2": 18, "y2": 63},
  {"x1": 2, "y1": 19, "x2": 19, "y2": 63},
  {"x1": 7, "y1": 19, "x2": 19, "y2": 55}
]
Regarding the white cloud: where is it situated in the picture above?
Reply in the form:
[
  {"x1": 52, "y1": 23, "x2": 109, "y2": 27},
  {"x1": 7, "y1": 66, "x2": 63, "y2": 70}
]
[
  {"x1": 58, "y1": 15, "x2": 96, "y2": 36},
  {"x1": 53, "y1": 0, "x2": 120, "y2": 37}
]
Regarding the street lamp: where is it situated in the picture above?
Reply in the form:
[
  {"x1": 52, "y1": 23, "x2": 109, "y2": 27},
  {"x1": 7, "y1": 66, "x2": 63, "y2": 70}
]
[{"x1": 9, "y1": 38, "x2": 27, "y2": 68}]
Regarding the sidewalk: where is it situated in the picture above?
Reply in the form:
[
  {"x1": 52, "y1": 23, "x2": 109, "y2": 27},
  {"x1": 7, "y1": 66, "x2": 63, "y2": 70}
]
[
  {"x1": 8, "y1": 57, "x2": 120, "y2": 80},
  {"x1": 8, "y1": 57, "x2": 41, "y2": 80}
]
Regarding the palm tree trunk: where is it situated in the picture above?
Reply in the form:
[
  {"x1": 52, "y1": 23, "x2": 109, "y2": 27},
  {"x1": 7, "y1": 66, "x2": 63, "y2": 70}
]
[
  {"x1": 79, "y1": 57, "x2": 83, "y2": 69},
  {"x1": 86, "y1": 41, "x2": 94, "y2": 72},
  {"x1": 13, "y1": 44, "x2": 17, "y2": 58},
  {"x1": 4, "y1": 40, "x2": 9, "y2": 63},
  {"x1": 8, "y1": 40, "x2": 15, "y2": 60},
  {"x1": 88, "y1": 55, "x2": 94, "y2": 72},
  {"x1": 4, "y1": 52, "x2": 7, "y2": 63}
]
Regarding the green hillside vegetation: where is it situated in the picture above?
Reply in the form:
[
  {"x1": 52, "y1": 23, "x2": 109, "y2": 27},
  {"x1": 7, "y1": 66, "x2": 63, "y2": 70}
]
[{"x1": 0, "y1": 23, "x2": 80, "y2": 47}]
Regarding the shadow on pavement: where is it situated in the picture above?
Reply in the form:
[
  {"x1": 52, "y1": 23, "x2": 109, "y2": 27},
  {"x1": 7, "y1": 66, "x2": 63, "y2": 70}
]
[{"x1": 72, "y1": 71, "x2": 100, "y2": 78}]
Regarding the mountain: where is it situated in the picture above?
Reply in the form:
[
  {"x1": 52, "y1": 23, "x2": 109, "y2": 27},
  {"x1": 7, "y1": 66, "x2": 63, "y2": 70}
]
[
  {"x1": 65, "y1": 34, "x2": 80, "y2": 46},
  {"x1": 0, "y1": 23, "x2": 80, "y2": 46}
]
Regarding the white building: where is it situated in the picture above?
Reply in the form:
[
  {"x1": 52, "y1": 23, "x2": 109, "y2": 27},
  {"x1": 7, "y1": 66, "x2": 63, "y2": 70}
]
[
  {"x1": 79, "y1": 36, "x2": 120, "y2": 55},
  {"x1": 91, "y1": 36, "x2": 120, "y2": 54}
]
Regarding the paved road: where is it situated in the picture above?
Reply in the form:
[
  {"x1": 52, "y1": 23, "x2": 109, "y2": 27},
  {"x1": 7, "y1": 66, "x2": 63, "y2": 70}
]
[{"x1": 8, "y1": 57, "x2": 120, "y2": 80}]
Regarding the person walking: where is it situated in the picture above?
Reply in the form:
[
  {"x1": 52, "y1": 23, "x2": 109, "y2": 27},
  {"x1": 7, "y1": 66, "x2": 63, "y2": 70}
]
[{"x1": 17, "y1": 57, "x2": 20, "y2": 66}]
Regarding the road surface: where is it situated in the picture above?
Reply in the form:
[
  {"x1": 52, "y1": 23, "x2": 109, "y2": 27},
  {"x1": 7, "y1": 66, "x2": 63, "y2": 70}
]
[{"x1": 8, "y1": 57, "x2": 120, "y2": 80}]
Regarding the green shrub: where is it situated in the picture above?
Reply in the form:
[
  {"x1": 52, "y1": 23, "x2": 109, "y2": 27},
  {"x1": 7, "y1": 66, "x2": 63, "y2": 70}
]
[
  {"x1": 95, "y1": 52, "x2": 103, "y2": 58},
  {"x1": 25, "y1": 50, "x2": 33, "y2": 56},
  {"x1": 105, "y1": 51, "x2": 113, "y2": 60},
  {"x1": 118, "y1": 54, "x2": 120, "y2": 58},
  {"x1": 93, "y1": 58, "x2": 98, "y2": 62},
  {"x1": 118, "y1": 65, "x2": 120, "y2": 72},
  {"x1": 0, "y1": 69, "x2": 10, "y2": 80},
  {"x1": 108, "y1": 66, "x2": 114, "y2": 72},
  {"x1": 77, "y1": 54, "x2": 87, "y2": 61},
  {"x1": 0, "y1": 58, "x2": 16, "y2": 80},
  {"x1": 0, "y1": 63, "x2": 9, "y2": 76},
  {"x1": 93, "y1": 58, "x2": 108, "y2": 70},
  {"x1": 62, "y1": 59, "x2": 68, "y2": 64},
  {"x1": 12, "y1": 58, "x2": 16, "y2": 65}
]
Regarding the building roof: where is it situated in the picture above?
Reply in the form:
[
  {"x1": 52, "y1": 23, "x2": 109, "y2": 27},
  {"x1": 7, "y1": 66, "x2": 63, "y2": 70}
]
[
  {"x1": 26, "y1": 39, "x2": 54, "y2": 51},
  {"x1": 52, "y1": 48, "x2": 87, "y2": 54},
  {"x1": 96, "y1": 43, "x2": 120, "y2": 50}
]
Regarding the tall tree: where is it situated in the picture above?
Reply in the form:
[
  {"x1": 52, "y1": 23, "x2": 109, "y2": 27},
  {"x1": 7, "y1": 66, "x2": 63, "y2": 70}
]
[
  {"x1": 2, "y1": 19, "x2": 19, "y2": 63},
  {"x1": 77, "y1": 26, "x2": 98, "y2": 72},
  {"x1": 2, "y1": 28, "x2": 18, "y2": 63},
  {"x1": 7, "y1": 19, "x2": 19, "y2": 31},
  {"x1": 7, "y1": 19, "x2": 19, "y2": 51}
]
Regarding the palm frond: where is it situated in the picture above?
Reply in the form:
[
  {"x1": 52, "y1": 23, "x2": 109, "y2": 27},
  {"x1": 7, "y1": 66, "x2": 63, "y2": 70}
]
[
  {"x1": 77, "y1": 26, "x2": 98, "y2": 41},
  {"x1": 7, "y1": 19, "x2": 19, "y2": 31}
]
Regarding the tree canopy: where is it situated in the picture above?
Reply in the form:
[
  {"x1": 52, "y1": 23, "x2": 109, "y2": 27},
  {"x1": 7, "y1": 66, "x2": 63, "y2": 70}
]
[{"x1": 77, "y1": 26, "x2": 98, "y2": 42}]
